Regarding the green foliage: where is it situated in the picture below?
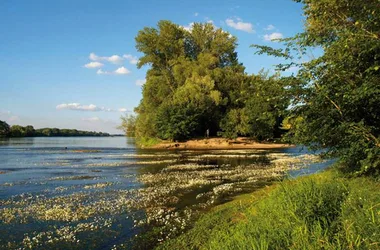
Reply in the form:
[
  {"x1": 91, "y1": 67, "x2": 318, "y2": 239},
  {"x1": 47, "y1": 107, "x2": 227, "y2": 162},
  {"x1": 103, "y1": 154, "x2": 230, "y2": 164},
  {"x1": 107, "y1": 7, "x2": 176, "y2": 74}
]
[
  {"x1": 254, "y1": 0, "x2": 380, "y2": 175},
  {"x1": 0, "y1": 120, "x2": 10, "y2": 137},
  {"x1": 135, "y1": 137, "x2": 162, "y2": 147},
  {"x1": 219, "y1": 73, "x2": 290, "y2": 140},
  {"x1": 34, "y1": 128, "x2": 110, "y2": 137},
  {"x1": 219, "y1": 108, "x2": 249, "y2": 139},
  {"x1": 156, "y1": 102, "x2": 203, "y2": 141},
  {"x1": 159, "y1": 170, "x2": 380, "y2": 249},
  {"x1": 118, "y1": 115, "x2": 137, "y2": 137},
  {"x1": 3, "y1": 123, "x2": 110, "y2": 137},
  {"x1": 10, "y1": 125, "x2": 27, "y2": 137},
  {"x1": 24, "y1": 125, "x2": 35, "y2": 137},
  {"x1": 132, "y1": 21, "x2": 288, "y2": 142}
]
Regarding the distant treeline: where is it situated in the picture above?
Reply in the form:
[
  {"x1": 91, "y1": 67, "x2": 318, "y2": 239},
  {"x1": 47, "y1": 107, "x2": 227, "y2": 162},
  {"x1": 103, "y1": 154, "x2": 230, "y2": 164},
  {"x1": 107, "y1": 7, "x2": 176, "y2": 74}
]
[{"x1": 0, "y1": 120, "x2": 110, "y2": 137}]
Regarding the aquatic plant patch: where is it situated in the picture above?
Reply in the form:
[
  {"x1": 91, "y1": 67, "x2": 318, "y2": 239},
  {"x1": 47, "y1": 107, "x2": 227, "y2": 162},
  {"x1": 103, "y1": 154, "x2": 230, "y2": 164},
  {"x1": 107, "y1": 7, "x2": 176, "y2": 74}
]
[{"x1": 0, "y1": 148, "x2": 323, "y2": 249}]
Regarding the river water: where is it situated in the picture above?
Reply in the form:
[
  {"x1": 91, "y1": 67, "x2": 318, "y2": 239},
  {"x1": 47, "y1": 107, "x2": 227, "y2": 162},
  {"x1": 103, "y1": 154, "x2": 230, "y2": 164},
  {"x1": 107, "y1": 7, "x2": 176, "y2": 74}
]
[{"x1": 0, "y1": 137, "x2": 330, "y2": 249}]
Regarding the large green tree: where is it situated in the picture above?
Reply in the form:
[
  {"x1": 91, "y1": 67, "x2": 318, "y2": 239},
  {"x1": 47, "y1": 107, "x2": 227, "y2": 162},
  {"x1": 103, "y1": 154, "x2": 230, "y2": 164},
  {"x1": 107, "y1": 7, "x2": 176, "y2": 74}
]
[
  {"x1": 134, "y1": 21, "x2": 245, "y2": 141},
  {"x1": 255, "y1": 0, "x2": 380, "y2": 174},
  {"x1": 130, "y1": 21, "x2": 289, "y2": 142}
]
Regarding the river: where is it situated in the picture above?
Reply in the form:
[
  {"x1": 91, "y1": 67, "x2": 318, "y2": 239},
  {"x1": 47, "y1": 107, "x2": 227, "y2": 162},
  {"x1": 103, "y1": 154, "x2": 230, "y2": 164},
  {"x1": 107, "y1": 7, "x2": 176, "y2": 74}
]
[{"x1": 0, "y1": 137, "x2": 330, "y2": 249}]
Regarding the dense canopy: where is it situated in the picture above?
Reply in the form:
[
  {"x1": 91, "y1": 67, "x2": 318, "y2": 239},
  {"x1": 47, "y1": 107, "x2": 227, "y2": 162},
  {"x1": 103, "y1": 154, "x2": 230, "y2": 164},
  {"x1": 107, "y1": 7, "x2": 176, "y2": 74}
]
[
  {"x1": 125, "y1": 21, "x2": 288, "y2": 141},
  {"x1": 254, "y1": 0, "x2": 380, "y2": 175}
]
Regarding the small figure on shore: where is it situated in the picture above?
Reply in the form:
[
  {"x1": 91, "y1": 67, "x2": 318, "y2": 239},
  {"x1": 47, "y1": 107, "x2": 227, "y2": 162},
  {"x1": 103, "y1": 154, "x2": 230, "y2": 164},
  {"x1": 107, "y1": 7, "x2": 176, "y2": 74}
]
[{"x1": 206, "y1": 129, "x2": 209, "y2": 138}]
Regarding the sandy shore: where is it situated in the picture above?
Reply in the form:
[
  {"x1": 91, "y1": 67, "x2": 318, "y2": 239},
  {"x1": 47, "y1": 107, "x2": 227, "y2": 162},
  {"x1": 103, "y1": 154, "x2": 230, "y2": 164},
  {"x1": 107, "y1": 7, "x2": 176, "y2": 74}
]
[{"x1": 148, "y1": 137, "x2": 294, "y2": 150}]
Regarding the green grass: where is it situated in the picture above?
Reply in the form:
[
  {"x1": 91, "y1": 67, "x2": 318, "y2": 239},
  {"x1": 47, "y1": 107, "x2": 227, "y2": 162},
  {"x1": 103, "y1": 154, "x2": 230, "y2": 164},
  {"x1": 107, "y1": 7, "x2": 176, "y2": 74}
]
[
  {"x1": 157, "y1": 168, "x2": 380, "y2": 249},
  {"x1": 136, "y1": 137, "x2": 162, "y2": 147}
]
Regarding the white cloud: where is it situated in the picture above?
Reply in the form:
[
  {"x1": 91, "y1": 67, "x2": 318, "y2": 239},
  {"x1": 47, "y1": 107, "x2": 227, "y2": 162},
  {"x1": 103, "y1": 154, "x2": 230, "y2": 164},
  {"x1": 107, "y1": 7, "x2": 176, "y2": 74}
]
[
  {"x1": 96, "y1": 67, "x2": 130, "y2": 75},
  {"x1": 89, "y1": 53, "x2": 100, "y2": 61},
  {"x1": 181, "y1": 22, "x2": 194, "y2": 32},
  {"x1": 82, "y1": 117, "x2": 101, "y2": 122},
  {"x1": 89, "y1": 53, "x2": 124, "y2": 64},
  {"x1": 118, "y1": 108, "x2": 129, "y2": 112},
  {"x1": 84, "y1": 61, "x2": 104, "y2": 69},
  {"x1": 123, "y1": 54, "x2": 139, "y2": 64},
  {"x1": 115, "y1": 67, "x2": 130, "y2": 75},
  {"x1": 107, "y1": 55, "x2": 124, "y2": 64},
  {"x1": 264, "y1": 24, "x2": 275, "y2": 31},
  {"x1": 0, "y1": 111, "x2": 19, "y2": 123},
  {"x1": 207, "y1": 20, "x2": 215, "y2": 25},
  {"x1": 57, "y1": 103, "x2": 100, "y2": 111},
  {"x1": 9, "y1": 116, "x2": 20, "y2": 122},
  {"x1": 181, "y1": 20, "x2": 216, "y2": 33},
  {"x1": 56, "y1": 103, "x2": 117, "y2": 112},
  {"x1": 96, "y1": 69, "x2": 110, "y2": 75},
  {"x1": 225, "y1": 18, "x2": 254, "y2": 33},
  {"x1": 194, "y1": 12, "x2": 199, "y2": 17},
  {"x1": 135, "y1": 79, "x2": 146, "y2": 86},
  {"x1": 264, "y1": 32, "x2": 283, "y2": 41}
]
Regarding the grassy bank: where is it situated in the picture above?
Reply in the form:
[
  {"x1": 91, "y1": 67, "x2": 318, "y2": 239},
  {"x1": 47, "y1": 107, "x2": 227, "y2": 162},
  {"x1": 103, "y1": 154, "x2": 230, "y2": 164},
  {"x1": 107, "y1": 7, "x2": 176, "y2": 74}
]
[
  {"x1": 136, "y1": 137, "x2": 162, "y2": 148},
  {"x1": 157, "y1": 168, "x2": 380, "y2": 249}
]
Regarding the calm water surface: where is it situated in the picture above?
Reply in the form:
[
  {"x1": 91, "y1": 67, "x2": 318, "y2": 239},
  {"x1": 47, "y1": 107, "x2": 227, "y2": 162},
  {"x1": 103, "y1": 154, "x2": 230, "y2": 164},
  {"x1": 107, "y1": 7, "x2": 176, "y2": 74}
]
[{"x1": 0, "y1": 137, "x2": 330, "y2": 249}]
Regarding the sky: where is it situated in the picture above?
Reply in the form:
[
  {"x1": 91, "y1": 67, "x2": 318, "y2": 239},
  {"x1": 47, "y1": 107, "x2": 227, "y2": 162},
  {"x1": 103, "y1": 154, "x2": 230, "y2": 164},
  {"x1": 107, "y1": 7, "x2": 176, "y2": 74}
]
[{"x1": 0, "y1": 0, "x2": 305, "y2": 134}]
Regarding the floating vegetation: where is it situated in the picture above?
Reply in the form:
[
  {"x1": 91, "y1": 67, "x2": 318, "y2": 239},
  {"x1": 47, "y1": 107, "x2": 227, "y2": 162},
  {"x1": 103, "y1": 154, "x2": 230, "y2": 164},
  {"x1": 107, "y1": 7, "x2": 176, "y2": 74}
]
[
  {"x1": 48, "y1": 175, "x2": 97, "y2": 181},
  {"x1": 54, "y1": 186, "x2": 69, "y2": 192},
  {"x1": 85, "y1": 162, "x2": 132, "y2": 167},
  {"x1": 121, "y1": 153, "x2": 179, "y2": 159},
  {"x1": 0, "y1": 182, "x2": 14, "y2": 187},
  {"x1": 19, "y1": 218, "x2": 113, "y2": 249},
  {"x1": 0, "y1": 146, "x2": 325, "y2": 249},
  {"x1": 137, "y1": 159, "x2": 179, "y2": 165},
  {"x1": 189, "y1": 154, "x2": 263, "y2": 159},
  {"x1": 127, "y1": 153, "x2": 322, "y2": 246},
  {"x1": 83, "y1": 182, "x2": 114, "y2": 189}
]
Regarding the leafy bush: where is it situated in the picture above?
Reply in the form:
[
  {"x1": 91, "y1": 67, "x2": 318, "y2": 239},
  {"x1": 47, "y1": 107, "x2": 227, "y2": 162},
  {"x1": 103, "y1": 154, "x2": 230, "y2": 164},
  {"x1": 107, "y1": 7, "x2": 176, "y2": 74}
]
[
  {"x1": 118, "y1": 115, "x2": 137, "y2": 137},
  {"x1": 156, "y1": 103, "x2": 203, "y2": 141}
]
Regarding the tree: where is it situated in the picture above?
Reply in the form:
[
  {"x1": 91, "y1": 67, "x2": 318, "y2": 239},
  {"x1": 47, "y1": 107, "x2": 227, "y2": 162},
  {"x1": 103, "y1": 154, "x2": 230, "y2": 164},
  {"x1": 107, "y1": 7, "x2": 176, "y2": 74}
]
[
  {"x1": 131, "y1": 20, "x2": 290, "y2": 142},
  {"x1": 24, "y1": 125, "x2": 35, "y2": 137},
  {"x1": 219, "y1": 72, "x2": 290, "y2": 140},
  {"x1": 10, "y1": 125, "x2": 26, "y2": 137},
  {"x1": 134, "y1": 21, "x2": 245, "y2": 141},
  {"x1": 118, "y1": 115, "x2": 137, "y2": 137},
  {"x1": 254, "y1": 0, "x2": 380, "y2": 174},
  {"x1": 0, "y1": 120, "x2": 10, "y2": 137}
]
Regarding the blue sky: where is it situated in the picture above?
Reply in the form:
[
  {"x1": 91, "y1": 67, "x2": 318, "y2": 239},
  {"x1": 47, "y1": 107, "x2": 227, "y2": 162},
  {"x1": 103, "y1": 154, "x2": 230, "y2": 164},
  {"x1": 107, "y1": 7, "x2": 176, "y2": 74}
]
[{"x1": 0, "y1": 0, "x2": 304, "y2": 134}]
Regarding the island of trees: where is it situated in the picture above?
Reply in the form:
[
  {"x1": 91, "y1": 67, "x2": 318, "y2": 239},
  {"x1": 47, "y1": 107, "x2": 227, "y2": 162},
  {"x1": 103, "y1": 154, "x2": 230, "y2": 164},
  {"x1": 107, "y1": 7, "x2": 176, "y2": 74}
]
[
  {"x1": 0, "y1": 120, "x2": 110, "y2": 137},
  {"x1": 121, "y1": 21, "x2": 289, "y2": 142}
]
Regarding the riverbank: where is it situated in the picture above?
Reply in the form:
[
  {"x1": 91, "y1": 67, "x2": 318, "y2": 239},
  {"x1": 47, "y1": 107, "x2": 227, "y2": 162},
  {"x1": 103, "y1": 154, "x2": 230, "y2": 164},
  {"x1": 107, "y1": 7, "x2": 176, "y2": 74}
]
[
  {"x1": 146, "y1": 137, "x2": 293, "y2": 150},
  {"x1": 157, "y1": 168, "x2": 380, "y2": 249}
]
